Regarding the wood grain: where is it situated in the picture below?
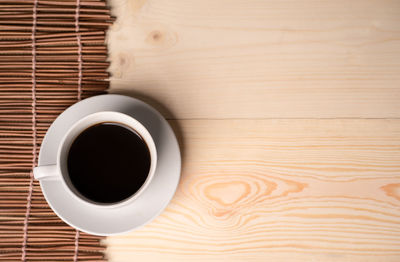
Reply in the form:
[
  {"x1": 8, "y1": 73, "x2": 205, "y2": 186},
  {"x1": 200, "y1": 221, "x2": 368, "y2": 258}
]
[
  {"x1": 107, "y1": 0, "x2": 400, "y2": 119},
  {"x1": 105, "y1": 119, "x2": 400, "y2": 261},
  {"x1": 105, "y1": 0, "x2": 400, "y2": 261}
]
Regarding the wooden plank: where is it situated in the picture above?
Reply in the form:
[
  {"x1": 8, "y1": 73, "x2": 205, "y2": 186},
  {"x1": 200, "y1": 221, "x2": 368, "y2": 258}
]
[
  {"x1": 105, "y1": 119, "x2": 400, "y2": 261},
  {"x1": 107, "y1": 0, "x2": 400, "y2": 119}
]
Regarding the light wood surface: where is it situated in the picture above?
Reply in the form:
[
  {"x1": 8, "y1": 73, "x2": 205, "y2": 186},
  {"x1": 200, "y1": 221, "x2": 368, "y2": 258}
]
[{"x1": 105, "y1": 0, "x2": 400, "y2": 261}]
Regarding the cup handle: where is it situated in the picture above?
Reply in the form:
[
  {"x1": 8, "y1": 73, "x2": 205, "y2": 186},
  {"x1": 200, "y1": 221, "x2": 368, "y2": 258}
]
[{"x1": 33, "y1": 165, "x2": 61, "y2": 181}]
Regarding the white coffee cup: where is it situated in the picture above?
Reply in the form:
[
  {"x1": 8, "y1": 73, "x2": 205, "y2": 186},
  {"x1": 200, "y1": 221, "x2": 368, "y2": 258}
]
[{"x1": 33, "y1": 111, "x2": 157, "y2": 209}]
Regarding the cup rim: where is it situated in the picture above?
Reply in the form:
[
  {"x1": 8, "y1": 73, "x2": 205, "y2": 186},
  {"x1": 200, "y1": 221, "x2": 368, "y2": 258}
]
[{"x1": 56, "y1": 111, "x2": 157, "y2": 209}]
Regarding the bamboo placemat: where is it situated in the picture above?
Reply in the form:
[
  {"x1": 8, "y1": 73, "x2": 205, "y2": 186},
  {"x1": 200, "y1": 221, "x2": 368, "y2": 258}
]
[{"x1": 0, "y1": 0, "x2": 113, "y2": 260}]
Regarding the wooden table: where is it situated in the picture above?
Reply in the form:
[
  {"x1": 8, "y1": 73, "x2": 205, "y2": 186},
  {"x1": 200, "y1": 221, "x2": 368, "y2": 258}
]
[{"x1": 104, "y1": 0, "x2": 400, "y2": 261}]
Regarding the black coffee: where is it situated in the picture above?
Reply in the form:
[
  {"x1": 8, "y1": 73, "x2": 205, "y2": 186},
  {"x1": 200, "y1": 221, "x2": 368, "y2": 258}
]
[{"x1": 67, "y1": 123, "x2": 151, "y2": 204}]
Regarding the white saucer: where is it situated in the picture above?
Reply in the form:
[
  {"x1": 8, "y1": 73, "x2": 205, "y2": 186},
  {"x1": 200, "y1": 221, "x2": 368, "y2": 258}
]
[{"x1": 38, "y1": 94, "x2": 181, "y2": 236}]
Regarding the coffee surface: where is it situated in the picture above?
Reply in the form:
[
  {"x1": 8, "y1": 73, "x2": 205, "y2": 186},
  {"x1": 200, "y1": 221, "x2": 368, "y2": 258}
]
[{"x1": 67, "y1": 123, "x2": 151, "y2": 204}]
